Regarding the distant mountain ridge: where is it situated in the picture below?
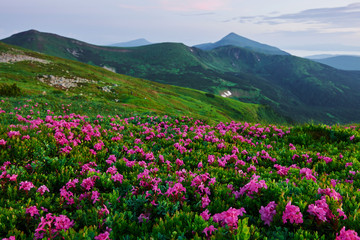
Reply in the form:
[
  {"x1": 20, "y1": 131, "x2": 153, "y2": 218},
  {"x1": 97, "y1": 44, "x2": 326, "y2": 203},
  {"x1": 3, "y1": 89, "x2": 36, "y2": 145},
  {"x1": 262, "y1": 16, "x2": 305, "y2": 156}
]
[
  {"x1": 307, "y1": 55, "x2": 360, "y2": 71},
  {"x1": 194, "y1": 32, "x2": 289, "y2": 55},
  {"x1": 110, "y1": 38, "x2": 152, "y2": 47},
  {"x1": 3, "y1": 29, "x2": 360, "y2": 124}
]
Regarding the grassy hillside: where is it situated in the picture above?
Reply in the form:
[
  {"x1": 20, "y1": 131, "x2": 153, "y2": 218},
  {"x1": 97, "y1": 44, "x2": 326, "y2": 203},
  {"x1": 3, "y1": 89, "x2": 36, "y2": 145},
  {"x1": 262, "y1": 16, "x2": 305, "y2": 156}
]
[
  {"x1": 0, "y1": 42, "x2": 285, "y2": 124},
  {"x1": 3, "y1": 30, "x2": 360, "y2": 124}
]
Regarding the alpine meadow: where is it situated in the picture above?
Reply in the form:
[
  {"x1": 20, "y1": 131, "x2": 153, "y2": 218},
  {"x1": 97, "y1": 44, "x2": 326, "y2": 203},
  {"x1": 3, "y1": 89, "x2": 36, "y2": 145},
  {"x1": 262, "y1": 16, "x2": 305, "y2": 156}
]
[{"x1": 1, "y1": 8, "x2": 360, "y2": 239}]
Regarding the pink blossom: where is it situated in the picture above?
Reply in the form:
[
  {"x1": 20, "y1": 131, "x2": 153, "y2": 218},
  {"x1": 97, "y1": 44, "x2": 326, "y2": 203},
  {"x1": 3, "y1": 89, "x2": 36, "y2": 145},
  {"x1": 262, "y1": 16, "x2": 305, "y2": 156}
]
[
  {"x1": 237, "y1": 174, "x2": 267, "y2": 198},
  {"x1": 65, "y1": 179, "x2": 79, "y2": 189},
  {"x1": 336, "y1": 227, "x2": 360, "y2": 240},
  {"x1": 106, "y1": 166, "x2": 117, "y2": 175},
  {"x1": 175, "y1": 158, "x2": 184, "y2": 167},
  {"x1": 203, "y1": 225, "x2": 217, "y2": 237},
  {"x1": 19, "y1": 181, "x2": 35, "y2": 191},
  {"x1": 2, "y1": 236, "x2": 15, "y2": 240},
  {"x1": 282, "y1": 201, "x2": 303, "y2": 224},
  {"x1": 337, "y1": 209, "x2": 347, "y2": 220},
  {"x1": 94, "y1": 232, "x2": 110, "y2": 240},
  {"x1": 165, "y1": 182, "x2": 186, "y2": 198},
  {"x1": 54, "y1": 215, "x2": 74, "y2": 232},
  {"x1": 307, "y1": 198, "x2": 332, "y2": 222},
  {"x1": 138, "y1": 213, "x2": 150, "y2": 223},
  {"x1": 207, "y1": 155, "x2": 215, "y2": 165},
  {"x1": 212, "y1": 207, "x2": 246, "y2": 230},
  {"x1": 99, "y1": 204, "x2": 110, "y2": 218},
  {"x1": 111, "y1": 173, "x2": 123, "y2": 183},
  {"x1": 106, "y1": 155, "x2": 116, "y2": 165},
  {"x1": 318, "y1": 188, "x2": 342, "y2": 202},
  {"x1": 21, "y1": 135, "x2": 30, "y2": 140},
  {"x1": 259, "y1": 201, "x2": 277, "y2": 226},
  {"x1": 7, "y1": 131, "x2": 21, "y2": 138},
  {"x1": 37, "y1": 185, "x2": 50, "y2": 195},
  {"x1": 200, "y1": 209, "x2": 211, "y2": 221},
  {"x1": 26, "y1": 206, "x2": 39, "y2": 217},
  {"x1": 81, "y1": 177, "x2": 96, "y2": 191},
  {"x1": 91, "y1": 191, "x2": 100, "y2": 204},
  {"x1": 9, "y1": 174, "x2": 17, "y2": 181},
  {"x1": 0, "y1": 139, "x2": 7, "y2": 145},
  {"x1": 349, "y1": 135, "x2": 355, "y2": 141},
  {"x1": 201, "y1": 195, "x2": 211, "y2": 208}
]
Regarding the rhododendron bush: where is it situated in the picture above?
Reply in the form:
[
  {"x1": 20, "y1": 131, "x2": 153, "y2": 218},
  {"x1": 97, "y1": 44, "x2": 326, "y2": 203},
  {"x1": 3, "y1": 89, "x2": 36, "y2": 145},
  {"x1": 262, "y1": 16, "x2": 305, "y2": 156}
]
[{"x1": 0, "y1": 99, "x2": 360, "y2": 239}]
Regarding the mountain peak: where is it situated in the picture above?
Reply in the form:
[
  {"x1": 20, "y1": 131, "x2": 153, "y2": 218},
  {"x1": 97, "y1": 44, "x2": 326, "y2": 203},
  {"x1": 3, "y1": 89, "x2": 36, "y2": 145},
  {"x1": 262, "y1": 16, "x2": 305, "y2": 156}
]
[{"x1": 194, "y1": 32, "x2": 289, "y2": 55}]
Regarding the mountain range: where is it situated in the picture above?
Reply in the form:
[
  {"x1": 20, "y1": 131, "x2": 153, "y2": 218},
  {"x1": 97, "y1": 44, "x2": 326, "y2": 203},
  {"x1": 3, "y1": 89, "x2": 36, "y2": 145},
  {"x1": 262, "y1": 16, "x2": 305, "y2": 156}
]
[
  {"x1": 307, "y1": 55, "x2": 360, "y2": 71},
  {"x1": 109, "y1": 38, "x2": 152, "y2": 47},
  {"x1": 2, "y1": 29, "x2": 360, "y2": 124}
]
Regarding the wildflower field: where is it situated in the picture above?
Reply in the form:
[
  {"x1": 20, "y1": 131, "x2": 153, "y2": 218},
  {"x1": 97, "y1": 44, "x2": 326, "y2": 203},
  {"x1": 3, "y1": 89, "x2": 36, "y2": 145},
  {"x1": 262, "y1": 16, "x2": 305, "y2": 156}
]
[{"x1": 0, "y1": 99, "x2": 360, "y2": 239}]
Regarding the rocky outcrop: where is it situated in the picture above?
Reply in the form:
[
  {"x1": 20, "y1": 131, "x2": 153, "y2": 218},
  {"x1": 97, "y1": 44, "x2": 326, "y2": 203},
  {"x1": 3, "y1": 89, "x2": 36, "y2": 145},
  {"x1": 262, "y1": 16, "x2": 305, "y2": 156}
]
[
  {"x1": 0, "y1": 53, "x2": 49, "y2": 64},
  {"x1": 38, "y1": 75, "x2": 97, "y2": 89}
]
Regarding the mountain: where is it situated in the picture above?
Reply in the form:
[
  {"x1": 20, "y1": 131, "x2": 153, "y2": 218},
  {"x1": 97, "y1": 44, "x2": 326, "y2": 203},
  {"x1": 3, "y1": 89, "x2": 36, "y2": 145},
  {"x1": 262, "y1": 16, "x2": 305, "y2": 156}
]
[
  {"x1": 307, "y1": 55, "x2": 360, "y2": 71},
  {"x1": 109, "y1": 38, "x2": 152, "y2": 47},
  {"x1": 194, "y1": 32, "x2": 289, "y2": 55},
  {"x1": 3, "y1": 29, "x2": 360, "y2": 124},
  {"x1": 0, "y1": 41, "x2": 283, "y2": 123}
]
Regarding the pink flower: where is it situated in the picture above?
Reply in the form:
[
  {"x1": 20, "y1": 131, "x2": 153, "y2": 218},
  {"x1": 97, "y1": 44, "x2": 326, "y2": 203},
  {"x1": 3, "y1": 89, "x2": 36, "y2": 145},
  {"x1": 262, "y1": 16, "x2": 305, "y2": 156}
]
[
  {"x1": 26, "y1": 206, "x2": 39, "y2": 217},
  {"x1": 337, "y1": 209, "x2": 347, "y2": 220},
  {"x1": 207, "y1": 155, "x2": 215, "y2": 165},
  {"x1": 54, "y1": 215, "x2": 74, "y2": 231},
  {"x1": 259, "y1": 201, "x2": 277, "y2": 226},
  {"x1": 175, "y1": 158, "x2": 184, "y2": 167},
  {"x1": 200, "y1": 209, "x2": 211, "y2": 221},
  {"x1": 91, "y1": 191, "x2": 100, "y2": 204},
  {"x1": 94, "y1": 232, "x2": 110, "y2": 240},
  {"x1": 81, "y1": 177, "x2": 96, "y2": 191},
  {"x1": 138, "y1": 213, "x2": 150, "y2": 223},
  {"x1": 7, "y1": 131, "x2": 21, "y2": 138},
  {"x1": 165, "y1": 182, "x2": 186, "y2": 199},
  {"x1": 350, "y1": 135, "x2": 355, "y2": 141},
  {"x1": 37, "y1": 185, "x2": 50, "y2": 195},
  {"x1": 9, "y1": 174, "x2": 17, "y2": 181},
  {"x1": 111, "y1": 173, "x2": 123, "y2": 183},
  {"x1": 66, "y1": 179, "x2": 79, "y2": 189},
  {"x1": 0, "y1": 139, "x2": 7, "y2": 145},
  {"x1": 21, "y1": 135, "x2": 30, "y2": 140},
  {"x1": 212, "y1": 207, "x2": 246, "y2": 230},
  {"x1": 106, "y1": 155, "x2": 116, "y2": 165},
  {"x1": 106, "y1": 166, "x2": 117, "y2": 175},
  {"x1": 201, "y1": 195, "x2": 211, "y2": 208},
  {"x1": 237, "y1": 174, "x2": 267, "y2": 198},
  {"x1": 336, "y1": 227, "x2": 360, "y2": 240},
  {"x1": 2, "y1": 236, "x2": 15, "y2": 240},
  {"x1": 19, "y1": 181, "x2": 35, "y2": 192},
  {"x1": 282, "y1": 201, "x2": 303, "y2": 224},
  {"x1": 203, "y1": 225, "x2": 217, "y2": 237},
  {"x1": 99, "y1": 204, "x2": 110, "y2": 218},
  {"x1": 307, "y1": 198, "x2": 332, "y2": 222}
]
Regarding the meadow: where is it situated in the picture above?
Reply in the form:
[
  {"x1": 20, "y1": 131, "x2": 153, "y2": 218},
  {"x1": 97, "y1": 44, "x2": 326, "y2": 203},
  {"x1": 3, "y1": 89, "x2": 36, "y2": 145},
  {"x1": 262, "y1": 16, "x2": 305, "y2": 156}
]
[{"x1": 0, "y1": 98, "x2": 359, "y2": 239}]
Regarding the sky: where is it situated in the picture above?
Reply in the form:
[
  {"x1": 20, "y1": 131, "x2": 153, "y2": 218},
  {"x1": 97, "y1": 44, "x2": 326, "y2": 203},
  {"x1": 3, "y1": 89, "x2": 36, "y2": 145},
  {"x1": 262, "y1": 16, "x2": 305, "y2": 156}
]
[{"x1": 1, "y1": 0, "x2": 360, "y2": 57}]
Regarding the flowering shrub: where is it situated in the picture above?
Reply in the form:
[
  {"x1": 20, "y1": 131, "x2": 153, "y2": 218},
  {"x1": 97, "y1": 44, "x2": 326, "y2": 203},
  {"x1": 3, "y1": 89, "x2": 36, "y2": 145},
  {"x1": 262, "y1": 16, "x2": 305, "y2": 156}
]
[{"x1": 0, "y1": 99, "x2": 359, "y2": 239}]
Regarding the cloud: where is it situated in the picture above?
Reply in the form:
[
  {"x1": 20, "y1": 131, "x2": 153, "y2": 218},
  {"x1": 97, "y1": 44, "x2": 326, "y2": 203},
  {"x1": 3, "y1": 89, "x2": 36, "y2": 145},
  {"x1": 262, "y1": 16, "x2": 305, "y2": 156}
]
[
  {"x1": 226, "y1": 3, "x2": 360, "y2": 32},
  {"x1": 159, "y1": 0, "x2": 230, "y2": 12}
]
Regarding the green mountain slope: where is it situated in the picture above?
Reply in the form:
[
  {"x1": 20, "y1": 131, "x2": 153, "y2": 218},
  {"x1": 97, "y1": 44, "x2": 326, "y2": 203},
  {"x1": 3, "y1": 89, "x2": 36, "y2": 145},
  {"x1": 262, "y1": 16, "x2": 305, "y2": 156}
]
[
  {"x1": 3, "y1": 30, "x2": 360, "y2": 124},
  {"x1": 0, "y1": 42, "x2": 284, "y2": 123}
]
